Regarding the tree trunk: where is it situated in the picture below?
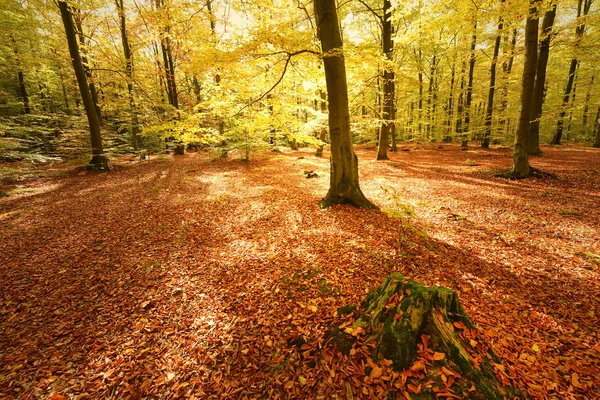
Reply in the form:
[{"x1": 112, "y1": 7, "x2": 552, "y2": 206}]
[
  {"x1": 463, "y1": 20, "x2": 477, "y2": 146},
  {"x1": 594, "y1": 109, "x2": 600, "y2": 148},
  {"x1": 116, "y1": 0, "x2": 140, "y2": 150},
  {"x1": 377, "y1": 0, "x2": 394, "y2": 160},
  {"x1": 456, "y1": 63, "x2": 465, "y2": 141},
  {"x1": 314, "y1": 0, "x2": 376, "y2": 209},
  {"x1": 552, "y1": 0, "x2": 591, "y2": 145},
  {"x1": 511, "y1": 2, "x2": 538, "y2": 179},
  {"x1": 10, "y1": 35, "x2": 31, "y2": 114},
  {"x1": 342, "y1": 274, "x2": 518, "y2": 399},
  {"x1": 528, "y1": 5, "x2": 556, "y2": 155},
  {"x1": 427, "y1": 54, "x2": 436, "y2": 139},
  {"x1": 416, "y1": 48, "x2": 424, "y2": 138},
  {"x1": 59, "y1": 1, "x2": 108, "y2": 170},
  {"x1": 316, "y1": 90, "x2": 327, "y2": 156},
  {"x1": 581, "y1": 76, "x2": 594, "y2": 134},
  {"x1": 73, "y1": 9, "x2": 102, "y2": 124},
  {"x1": 499, "y1": 28, "x2": 517, "y2": 137},
  {"x1": 482, "y1": 1, "x2": 504, "y2": 149},
  {"x1": 445, "y1": 58, "x2": 456, "y2": 142}
]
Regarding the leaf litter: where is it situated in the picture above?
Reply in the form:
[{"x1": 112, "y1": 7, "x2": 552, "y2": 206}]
[{"x1": 0, "y1": 143, "x2": 598, "y2": 399}]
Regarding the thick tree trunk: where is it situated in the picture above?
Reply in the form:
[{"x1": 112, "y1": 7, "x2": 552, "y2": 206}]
[
  {"x1": 528, "y1": 5, "x2": 556, "y2": 155},
  {"x1": 377, "y1": 0, "x2": 394, "y2": 160},
  {"x1": 463, "y1": 20, "x2": 477, "y2": 146},
  {"x1": 314, "y1": 0, "x2": 376, "y2": 209},
  {"x1": 116, "y1": 0, "x2": 140, "y2": 150},
  {"x1": 343, "y1": 274, "x2": 517, "y2": 399},
  {"x1": 59, "y1": 1, "x2": 108, "y2": 170},
  {"x1": 482, "y1": 1, "x2": 504, "y2": 149},
  {"x1": 552, "y1": 0, "x2": 591, "y2": 145},
  {"x1": 511, "y1": 2, "x2": 538, "y2": 178}
]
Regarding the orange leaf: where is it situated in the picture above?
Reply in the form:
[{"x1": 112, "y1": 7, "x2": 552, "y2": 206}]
[
  {"x1": 433, "y1": 352, "x2": 445, "y2": 361},
  {"x1": 453, "y1": 321, "x2": 467, "y2": 330},
  {"x1": 407, "y1": 383, "x2": 421, "y2": 394}
]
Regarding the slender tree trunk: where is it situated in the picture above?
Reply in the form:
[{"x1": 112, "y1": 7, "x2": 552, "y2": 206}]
[
  {"x1": 377, "y1": 0, "x2": 394, "y2": 160},
  {"x1": 552, "y1": 0, "x2": 591, "y2": 145},
  {"x1": 416, "y1": 48, "x2": 424, "y2": 138},
  {"x1": 463, "y1": 19, "x2": 477, "y2": 146},
  {"x1": 499, "y1": 28, "x2": 517, "y2": 137},
  {"x1": 594, "y1": 107, "x2": 600, "y2": 147},
  {"x1": 528, "y1": 5, "x2": 556, "y2": 154},
  {"x1": 511, "y1": 2, "x2": 538, "y2": 178},
  {"x1": 73, "y1": 10, "x2": 102, "y2": 124},
  {"x1": 566, "y1": 78, "x2": 578, "y2": 140},
  {"x1": 59, "y1": 1, "x2": 108, "y2": 170},
  {"x1": 192, "y1": 76, "x2": 202, "y2": 102},
  {"x1": 456, "y1": 63, "x2": 465, "y2": 139},
  {"x1": 156, "y1": 0, "x2": 178, "y2": 109},
  {"x1": 316, "y1": 89, "x2": 327, "y2": 156},
  {"x1": 482, "y1": 1, "x2": 505, "y2": 149},
  {"x1": 10, "y1": 35, "x2": 31, "y2": 114},
  {"x1": 206, "y1": 0, "x2": 216, "y2": 37},
  {"x1": 581, "y1": 75, "x2": 593, "y2": 134},
  {"x1": 426, "y1": 54, "x2": 436, "y2": 139},
  {"x1": 314, "y1": 0, "x2": 375, "y2": 209},
  {"x1": 445, "y1": 59, "x2": 456, "y2": 141},
  {"x1": 116, "y1": 0, "x2": 140, "y2": 150}
]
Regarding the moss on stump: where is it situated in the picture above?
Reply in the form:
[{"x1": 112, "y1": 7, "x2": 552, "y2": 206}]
[{"x1": 341, "y1": 273, "x2": 520, "y2": 399}]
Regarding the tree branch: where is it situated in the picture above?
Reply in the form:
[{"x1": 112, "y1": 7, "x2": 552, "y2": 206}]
[{"x1": 232, "y1": 50, "x2": 320, "y2": 117}]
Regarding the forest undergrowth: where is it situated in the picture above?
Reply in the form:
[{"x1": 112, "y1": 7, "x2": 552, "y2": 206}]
[{"x1": 1, "y1": 144, "x2": 599, "y2": 399}]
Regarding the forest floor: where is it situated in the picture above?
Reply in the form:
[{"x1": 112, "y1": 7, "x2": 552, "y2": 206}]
[{"x1": 1, "y1": 143, "x2": 599, "y2": 400}]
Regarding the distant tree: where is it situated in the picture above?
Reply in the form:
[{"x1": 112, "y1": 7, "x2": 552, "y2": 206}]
[
  {"x1": 9, "y1": 34, "x2": 30, "y2": 114},
  {"x1": 58, "y1": 0, "x2": 108, "y2": 170},
  {"x1": 115, "y1": 0, "x2": 140, "y2": 150},
  {"x1": 481, "y1": 0, "x2": 505, "y2": 149},
  {"x1": 595, "y1": 108, "x2": 600, "y2": 148},
  {"x1": 314, "y1": 0, "x2": 375, "y2": 209},
  {"x1": 551, "y1": 0, "x2": 592, "y2": 145},
  {"x1": 511, "y1": 0, "x2": 538, "y2": 178}
]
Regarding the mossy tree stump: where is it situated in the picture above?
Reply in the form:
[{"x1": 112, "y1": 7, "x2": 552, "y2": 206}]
[{"x1": 341, "y1": 273, "x2": 519, "y2": 399}]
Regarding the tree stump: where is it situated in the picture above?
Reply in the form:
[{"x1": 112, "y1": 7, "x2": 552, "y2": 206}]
[{"x1": 341, "y1": 273, "x2": 519, "y2": 399}]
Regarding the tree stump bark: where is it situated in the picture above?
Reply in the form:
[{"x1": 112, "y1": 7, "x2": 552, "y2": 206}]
[{"x1": 343, "y1": 273, "x2": 519, "y2": 399}]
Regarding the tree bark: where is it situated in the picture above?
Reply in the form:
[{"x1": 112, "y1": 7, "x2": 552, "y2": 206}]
[
  {"x1": 377, "y1": 0, "x2": 394, "y2": 160},
  {"x1": 59, "y1": 1, "x2": 108, "y2": 170},
  {"x1": 528, "y1": 4, "x2": 556, "y2": 155},
  {"x1": 116, "y1": 0, "x2": 140, "y2": 150},
  {"x1": 482, "y1": 0, "x2": 504, "y2": 149},
  {"x1": 511, "y1": 2, "x2": 538, "y2": 178},
  {"x1": 314, "y1": 0, "x2": 376, "y2": 209},
  {"x1": 552, "y1": 0, "x2": 591, "y2": 145}
]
